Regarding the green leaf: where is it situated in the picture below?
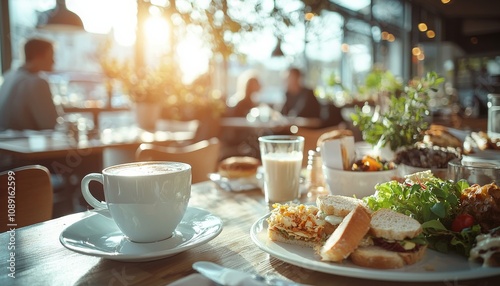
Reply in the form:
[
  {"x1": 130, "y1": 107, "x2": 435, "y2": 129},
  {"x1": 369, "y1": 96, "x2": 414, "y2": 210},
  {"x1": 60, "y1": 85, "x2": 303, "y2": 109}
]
[
  {"x1": 422, "y1": 219, "x2": 447, "y2": 231},
  {"x1": 430, "y1": 202, "x2": 446, "y2": 218}
]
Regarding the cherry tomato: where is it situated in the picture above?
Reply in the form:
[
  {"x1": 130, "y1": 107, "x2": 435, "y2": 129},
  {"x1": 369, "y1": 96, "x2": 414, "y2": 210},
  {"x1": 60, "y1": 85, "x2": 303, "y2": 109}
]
[{"x1": 451, "y1": 213, "x2": 474, "y2": 232}]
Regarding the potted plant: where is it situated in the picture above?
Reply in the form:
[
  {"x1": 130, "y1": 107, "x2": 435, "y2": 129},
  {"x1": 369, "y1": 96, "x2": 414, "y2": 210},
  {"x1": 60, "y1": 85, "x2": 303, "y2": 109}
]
[
  {"x1": 351, "y1": 71, "x2": 444, "y2": 153},
  {"x1": 100, "y1": 46, "x2": 225, "y2": 132}
]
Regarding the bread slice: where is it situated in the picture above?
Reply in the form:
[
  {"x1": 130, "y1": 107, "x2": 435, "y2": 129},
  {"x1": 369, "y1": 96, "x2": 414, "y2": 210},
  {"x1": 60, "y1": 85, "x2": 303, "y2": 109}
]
[
  {"x1": 350, "y1": 245, "x2": 427, "y2": 269},
  {"x1": 319, "y1": 204, "x2": 371, "y2": 262},
  {"x1": 316, "y1": 195, "x2": 368, "y2": 217},
  {"x1": 268, "y1": 228, "x2": 320, "y2": 248},
  {"x1": 370, "y1": 208, "x2": 422, "y2": 241}
]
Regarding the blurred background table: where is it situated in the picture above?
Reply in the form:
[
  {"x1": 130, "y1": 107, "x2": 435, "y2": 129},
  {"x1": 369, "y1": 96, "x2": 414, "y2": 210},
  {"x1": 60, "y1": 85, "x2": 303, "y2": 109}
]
[{"x1": 219, "y1": 116, "x2": 322, "y2": 159}]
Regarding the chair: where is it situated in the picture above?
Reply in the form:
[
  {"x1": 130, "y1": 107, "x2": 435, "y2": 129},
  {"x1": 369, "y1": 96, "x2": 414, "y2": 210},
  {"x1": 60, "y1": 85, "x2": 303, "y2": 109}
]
[
  {"x1": 136, "y1": 137, "x2": 221, "y2": 184},
  {"x1": 293, "y1": 125, "x2": 347, "y2": 167},
  {"x1": 0, "y1": 165, "x2": 53, "y2": 232}
]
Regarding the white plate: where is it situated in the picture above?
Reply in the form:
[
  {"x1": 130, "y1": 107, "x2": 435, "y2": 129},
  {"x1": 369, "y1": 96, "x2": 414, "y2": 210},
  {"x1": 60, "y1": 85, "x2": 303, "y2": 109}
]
[
  {"x1": 250, "y1": 213, "x2": 500, "y2": 282},
  {"x1": 208, "y1": 172, "x2": 263, "y2": 192},
  {"x1": 60, "y1": 207, "x2": 223, "y2": 262}
]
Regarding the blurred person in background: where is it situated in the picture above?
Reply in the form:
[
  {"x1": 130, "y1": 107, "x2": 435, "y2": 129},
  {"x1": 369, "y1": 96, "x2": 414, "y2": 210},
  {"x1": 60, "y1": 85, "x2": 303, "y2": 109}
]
[
  {"x1": 280, "y1": 67, "x2": 322, "y2": 119},
  {"x1": 0, "y1": 37, "x2": 61, "y2": 131},
  {"x1": 225, "y1": 70, "x2": 261, "y2": 117}
]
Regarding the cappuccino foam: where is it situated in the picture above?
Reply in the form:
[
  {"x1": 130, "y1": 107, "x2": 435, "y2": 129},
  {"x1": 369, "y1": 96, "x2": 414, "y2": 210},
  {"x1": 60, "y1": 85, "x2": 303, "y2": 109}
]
[{"x1": 106, "y1": 163, "x2": 188, "y2": 176}]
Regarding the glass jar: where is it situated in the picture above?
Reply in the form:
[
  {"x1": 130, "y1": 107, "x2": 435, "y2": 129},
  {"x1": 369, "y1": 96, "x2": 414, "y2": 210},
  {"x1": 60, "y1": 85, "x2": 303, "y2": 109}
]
[
  {"x1": 305, "y1": 149, "x2": 330, "y2": 201},
  {"x1": 488, "y1": 93, "x2": 500, "y2": 139}
]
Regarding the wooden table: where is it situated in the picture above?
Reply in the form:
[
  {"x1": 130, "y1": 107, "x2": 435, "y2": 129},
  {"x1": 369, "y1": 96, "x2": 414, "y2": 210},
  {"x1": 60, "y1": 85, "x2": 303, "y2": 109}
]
[{"x1": 0, "y1": 181, "x2": 498, "y2": 286}]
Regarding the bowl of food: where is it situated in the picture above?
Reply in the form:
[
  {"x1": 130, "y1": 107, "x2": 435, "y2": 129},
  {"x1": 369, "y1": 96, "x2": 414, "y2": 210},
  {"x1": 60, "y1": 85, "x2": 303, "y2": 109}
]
[
  {"x1": 395, "y1": 144, "x2": 461, "y2": 180},
  {"x1": 322, "y1": 155, "x2": 398, "y2": 199}
]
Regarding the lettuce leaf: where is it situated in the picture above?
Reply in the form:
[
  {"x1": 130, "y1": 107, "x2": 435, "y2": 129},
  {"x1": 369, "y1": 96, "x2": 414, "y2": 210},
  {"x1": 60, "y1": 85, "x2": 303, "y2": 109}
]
[{"x1": 363, "y1": 178, "x2": 475, "y2": 256}]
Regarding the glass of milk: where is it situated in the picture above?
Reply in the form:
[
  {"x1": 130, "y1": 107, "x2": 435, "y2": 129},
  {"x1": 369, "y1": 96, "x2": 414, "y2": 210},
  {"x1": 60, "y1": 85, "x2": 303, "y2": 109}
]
[{"x1": 258, "y1": 135, "x2": 304, "y2": 204}]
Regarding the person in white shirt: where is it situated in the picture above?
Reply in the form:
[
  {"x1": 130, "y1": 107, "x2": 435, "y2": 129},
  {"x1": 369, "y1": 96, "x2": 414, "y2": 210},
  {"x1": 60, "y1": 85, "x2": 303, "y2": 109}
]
[{"x1": 0, "y1": 37, "x2": 60, "y2": 131}]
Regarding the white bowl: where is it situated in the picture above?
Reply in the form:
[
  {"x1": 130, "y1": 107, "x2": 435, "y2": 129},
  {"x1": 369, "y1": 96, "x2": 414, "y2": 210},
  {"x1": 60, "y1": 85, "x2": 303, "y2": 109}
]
[
  {"x1": 322, "y1": 165, "x2": 398, "y2": 198},
  {"x1": 397, "y1": 164, "x2": 447, "y2": 180}
]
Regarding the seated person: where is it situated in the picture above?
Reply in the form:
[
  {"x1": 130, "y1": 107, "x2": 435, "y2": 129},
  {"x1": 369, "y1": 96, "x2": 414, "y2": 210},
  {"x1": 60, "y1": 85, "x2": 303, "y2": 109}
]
[
  {"x1": 225, "y1": 70, "x2": 261, "y2": 117},
  {"x1": 0, "y1": 37, "x2": 60, "y2": 131},
  {"x1": 280, "y1": 67, "x2": 322, "y2": 119}
]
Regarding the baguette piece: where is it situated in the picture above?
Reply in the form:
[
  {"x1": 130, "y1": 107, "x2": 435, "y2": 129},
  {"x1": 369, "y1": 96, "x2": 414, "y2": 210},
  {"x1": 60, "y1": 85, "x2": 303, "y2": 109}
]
[
  {"x1": 317, "y1": 195, "x2": 368, "y2": 217},
  {"x1": 350, "y1": 245, "x2": 427, "y2": 269},
  {"x1": 319, "y1": 204, "x2": 371, "y2": 262},
  {"x1": 369, "y1": 208, "x2": 422, "y2": 241}
]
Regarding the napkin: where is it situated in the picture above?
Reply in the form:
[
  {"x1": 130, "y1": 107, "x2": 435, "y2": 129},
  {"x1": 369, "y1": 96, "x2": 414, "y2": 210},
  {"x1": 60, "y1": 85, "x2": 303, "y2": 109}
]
[
  {"x1": 167, "y1": 273, "x2": 266, "y2": 286},
  {"x1": 320, "y1": 136, "x2": 355, "y2": 170}
]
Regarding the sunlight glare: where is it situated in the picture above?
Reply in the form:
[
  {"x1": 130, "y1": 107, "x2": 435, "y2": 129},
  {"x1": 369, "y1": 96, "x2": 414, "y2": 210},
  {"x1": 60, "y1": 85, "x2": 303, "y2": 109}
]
[
  {"x1": 144, "y1": 15, "x2": 170, "y2": 52},
  {"x1": 177, "y1": 35, "x2": 210, "y2": 84}
]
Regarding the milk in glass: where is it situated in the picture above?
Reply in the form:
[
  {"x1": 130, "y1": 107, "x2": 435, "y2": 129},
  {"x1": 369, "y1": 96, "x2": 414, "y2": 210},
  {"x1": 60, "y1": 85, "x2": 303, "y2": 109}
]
[{"x1": 262, "y1": 151, "x2": 302, "y2": 203}]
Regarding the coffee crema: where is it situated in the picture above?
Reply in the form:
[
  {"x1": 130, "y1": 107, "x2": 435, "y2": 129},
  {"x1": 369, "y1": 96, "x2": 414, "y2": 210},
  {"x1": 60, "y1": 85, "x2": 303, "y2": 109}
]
[{"x1": 106, "y1": 163, "x2": 189, "y2": 176}]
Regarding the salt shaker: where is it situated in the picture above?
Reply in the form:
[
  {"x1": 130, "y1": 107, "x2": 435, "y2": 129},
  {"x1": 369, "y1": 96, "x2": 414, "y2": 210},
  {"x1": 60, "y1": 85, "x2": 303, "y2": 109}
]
[{"x1": 305, "y1": 149, "x2": 330, "y2": 201}]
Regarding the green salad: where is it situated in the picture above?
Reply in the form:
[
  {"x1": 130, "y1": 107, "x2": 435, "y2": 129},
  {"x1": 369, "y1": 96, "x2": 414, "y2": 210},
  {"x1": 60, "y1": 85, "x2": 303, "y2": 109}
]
[{"x1": 363, "y1": 171, "x2": 482, "y2": 257}]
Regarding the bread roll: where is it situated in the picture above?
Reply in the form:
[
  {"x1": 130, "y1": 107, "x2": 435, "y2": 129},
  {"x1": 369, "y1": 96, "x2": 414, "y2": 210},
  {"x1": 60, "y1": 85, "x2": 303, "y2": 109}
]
[
  {"x1": 218, "y1": 156, "x2": 260, "y2": 179},
  {"x1": 423, "y1": 124, "x2": 462, "y2": 148}
]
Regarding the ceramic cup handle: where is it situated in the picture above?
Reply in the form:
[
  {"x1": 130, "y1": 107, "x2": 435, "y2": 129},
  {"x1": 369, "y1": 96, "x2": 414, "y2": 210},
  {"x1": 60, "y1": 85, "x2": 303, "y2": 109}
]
[{"x1": 81, "y1": 173, "x2": 108, "y2": 210}]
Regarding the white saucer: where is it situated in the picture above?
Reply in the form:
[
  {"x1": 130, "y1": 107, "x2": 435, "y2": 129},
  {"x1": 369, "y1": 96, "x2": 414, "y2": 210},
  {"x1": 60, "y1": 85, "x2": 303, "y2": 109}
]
[{"x1": 60, "y1": 207, "x2": 223, "y2": 262}]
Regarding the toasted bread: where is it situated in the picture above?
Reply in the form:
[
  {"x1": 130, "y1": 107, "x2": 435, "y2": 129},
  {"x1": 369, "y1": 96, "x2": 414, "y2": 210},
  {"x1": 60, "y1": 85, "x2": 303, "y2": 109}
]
[
  {"x1": 267, "y1": 228, "x2": 320, "y2": 248},
  {"x1": 350, "y1": 245, "x2": 427, "y2": 269},
  {"x1": 369, "y1": 208, "x2": 422, "y2": 241},
  {"x1": 316, "y1": 195, "x2": 368, "y2": 217},
  {"x1": 267, "y1": 204, "x2": 327, "y2": 248},
  {"x1": 319, "y1": 204, "x2": 371, "y2": 262}
]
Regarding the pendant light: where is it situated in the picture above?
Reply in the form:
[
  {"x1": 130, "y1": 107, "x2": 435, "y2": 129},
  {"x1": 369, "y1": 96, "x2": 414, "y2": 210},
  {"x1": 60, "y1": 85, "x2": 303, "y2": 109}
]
[
  {"x1": 36, "y1": 0, "x2": 84, "y2": 31},
  {"x1": 271, "y1": 38, "x2": 284, "y2": 57}
]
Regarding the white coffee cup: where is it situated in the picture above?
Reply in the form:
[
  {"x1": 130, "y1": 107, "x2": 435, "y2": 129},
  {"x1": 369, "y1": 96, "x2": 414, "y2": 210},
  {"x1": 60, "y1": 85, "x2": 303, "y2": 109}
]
[{"x1": 81, "y1": 161, "x2": 191, "y2": 243}]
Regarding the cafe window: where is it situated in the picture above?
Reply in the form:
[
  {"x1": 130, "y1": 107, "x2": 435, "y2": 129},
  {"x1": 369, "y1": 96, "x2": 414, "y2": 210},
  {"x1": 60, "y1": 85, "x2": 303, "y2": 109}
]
[
  {"x1": 305, "y1": 10, "x2": 343, "y2": 82},
  {"x1": 372, "y1": 0, "x2": 406, "y2": 28},
  {"x1": 329, "y1": 0, "x2": 371, "y2": 16},
  {"x1": 7, "y1": 0, "x2": 136, "y2": 73},
  {"x1": 343, "y1": 30, "x2": 373, "y2": 92},
  {"x1": 3, "y1": 0, "x2": 417, "y2": 106}
]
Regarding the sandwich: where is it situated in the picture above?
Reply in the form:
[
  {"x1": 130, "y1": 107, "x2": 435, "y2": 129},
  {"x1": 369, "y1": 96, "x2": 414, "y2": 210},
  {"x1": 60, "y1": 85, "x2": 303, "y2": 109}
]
[
  {"x1": 350, "y1": 208, "x2": 428, "y2": 269},
  {"x1": 266, "y1": 195, "x2": 370, "y2": 248},
  {"x1": 267, "y1": 203, "x2": 329, "y2": 247},
  {"x1": 319, "y1": 204, "x2": 371, "y2": 262},
  {"x1": 316, "y1": 195, "x2": 369, "y2": 232}
]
